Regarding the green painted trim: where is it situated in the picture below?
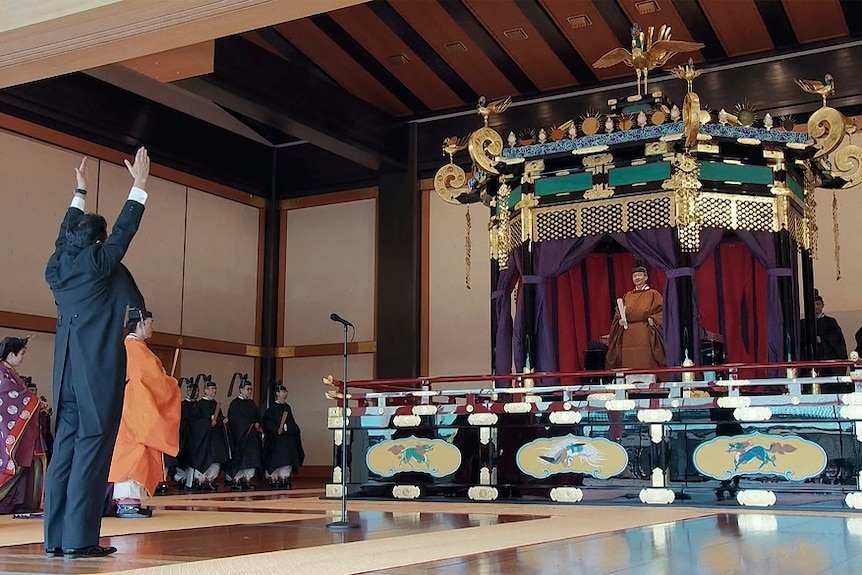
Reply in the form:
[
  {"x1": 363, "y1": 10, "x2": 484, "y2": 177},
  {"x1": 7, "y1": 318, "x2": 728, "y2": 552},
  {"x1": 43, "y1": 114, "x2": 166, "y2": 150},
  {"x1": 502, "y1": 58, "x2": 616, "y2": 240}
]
[
  {"x1": 608, "y1": 162, "x2": 671, "y2": 187},
  {"x1": 508, "y1": 186, "x2": 522, "y2": 211},
  {"x1": 699, "y1": 161, "x2": 773, "y2": 185},
  {"x1": 786, "y1": 175, "x2": 804, "y2": 199},
  {"x1": 535, "y1": 173, "x2": 593, "y2": 196}
]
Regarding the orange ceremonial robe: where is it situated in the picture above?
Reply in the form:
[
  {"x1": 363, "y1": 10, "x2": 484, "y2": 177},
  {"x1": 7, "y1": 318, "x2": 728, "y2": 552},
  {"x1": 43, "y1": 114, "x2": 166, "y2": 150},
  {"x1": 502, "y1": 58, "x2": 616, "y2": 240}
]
[
  {"x1": 606, "y1": 287, "x2": 666, "y2": 369},
  {"x1": 109, "y1": 338, "x2": 181, "y2": 495}
]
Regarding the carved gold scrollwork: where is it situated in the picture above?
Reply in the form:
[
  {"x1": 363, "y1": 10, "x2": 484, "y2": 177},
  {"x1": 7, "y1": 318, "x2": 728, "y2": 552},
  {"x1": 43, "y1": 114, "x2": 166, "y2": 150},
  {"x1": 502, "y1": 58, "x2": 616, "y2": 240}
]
[
  {"x1": 663, "y1": 154, "x2": 702, "y2": 251},
  {"x1": 833, "y1": 144, "x2": 862, "y2": 189},
  {"x1": 433, "y1": 163, "x2": 468, "y2": 205},
  {"x1": 469, "y1": 126, "x2": 504, "y2": 174},
  {"x1": 495, "y1": 184, "x2": 511, "y2": 269},
  {"x1": 807, "y1": 107, "x2": 852, "y2": 158},
  {"x1": 682, "y1": 91, "x2": 702, "y2": 150},
  {"x1": 582, "y1": 153, "x2": 615, "y2": 200}
]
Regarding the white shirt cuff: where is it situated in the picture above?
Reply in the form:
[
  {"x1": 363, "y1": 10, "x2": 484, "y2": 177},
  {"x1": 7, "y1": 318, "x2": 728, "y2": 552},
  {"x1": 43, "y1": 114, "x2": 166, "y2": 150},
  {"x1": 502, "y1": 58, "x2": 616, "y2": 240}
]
[
  {"x1": 70, "y1": 196, "x2": 85, "y2": 211},
  {"x1": 128, "y1": 186, "x2": 148, "y2": 205}
]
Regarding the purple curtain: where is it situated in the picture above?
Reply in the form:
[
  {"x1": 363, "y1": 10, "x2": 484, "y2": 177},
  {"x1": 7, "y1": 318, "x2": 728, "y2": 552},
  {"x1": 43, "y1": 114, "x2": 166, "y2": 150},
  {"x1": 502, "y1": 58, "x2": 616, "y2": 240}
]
[
  {"x1": 512, "y1": 236, "x2": 603, "y2": 379},
  {"x1": 492, "y1": 254, "x2": 520, "y2": 376},
  {"x1": 736, "y1": 230, "x2": 792, "y2": 362}
]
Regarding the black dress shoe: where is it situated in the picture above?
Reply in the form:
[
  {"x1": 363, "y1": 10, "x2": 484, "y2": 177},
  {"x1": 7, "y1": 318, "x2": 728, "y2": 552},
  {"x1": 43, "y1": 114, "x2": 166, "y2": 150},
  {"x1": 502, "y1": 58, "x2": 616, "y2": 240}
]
[
  {"x1": 62, "y1": 545, "x2": 117, "y2": 558},
  {"x1": 45, "y1": 547, "x2": 63, "y2": 557}
]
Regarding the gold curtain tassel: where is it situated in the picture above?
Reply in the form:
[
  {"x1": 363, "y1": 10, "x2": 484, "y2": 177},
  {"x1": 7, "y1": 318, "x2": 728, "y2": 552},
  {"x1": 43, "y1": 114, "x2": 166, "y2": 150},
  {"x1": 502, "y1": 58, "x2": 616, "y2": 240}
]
[
  {"x1": 833, "y1": 190, "x2": 841, "y2": 280},
  {"x1": 465, "y1": 205, "x2": 472, "y2": 290}
]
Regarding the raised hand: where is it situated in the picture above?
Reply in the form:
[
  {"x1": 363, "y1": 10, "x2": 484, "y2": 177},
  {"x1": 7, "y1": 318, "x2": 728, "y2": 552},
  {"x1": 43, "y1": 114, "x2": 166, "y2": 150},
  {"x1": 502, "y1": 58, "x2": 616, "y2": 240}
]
[
  {"x1": 74, "y1": 157, "x2": 89, "y2": 191},
  {"x1": 124, "y1": 147, "x2": 150, "y2": 189}
]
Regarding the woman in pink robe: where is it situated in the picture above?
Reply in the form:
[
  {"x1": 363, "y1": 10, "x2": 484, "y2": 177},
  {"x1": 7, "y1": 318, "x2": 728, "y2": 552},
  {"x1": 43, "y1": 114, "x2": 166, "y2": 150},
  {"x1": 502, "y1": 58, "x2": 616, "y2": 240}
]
[{"x1": 0, "y1": 337, "x2": 47, "y2": 514}]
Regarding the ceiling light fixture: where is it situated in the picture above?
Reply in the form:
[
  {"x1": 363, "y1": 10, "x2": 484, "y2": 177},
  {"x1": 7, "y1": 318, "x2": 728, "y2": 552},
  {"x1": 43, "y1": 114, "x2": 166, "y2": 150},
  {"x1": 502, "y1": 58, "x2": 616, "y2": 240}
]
[
  {"x1": 567, "y1": 15, "x2": 593, "y2": 29},
  {"x1": 503, "y1": 28, "x2": 528, "y2": 41},
  {"x1": 635, "y1": 0, "x2": 660, "y2": 15}
]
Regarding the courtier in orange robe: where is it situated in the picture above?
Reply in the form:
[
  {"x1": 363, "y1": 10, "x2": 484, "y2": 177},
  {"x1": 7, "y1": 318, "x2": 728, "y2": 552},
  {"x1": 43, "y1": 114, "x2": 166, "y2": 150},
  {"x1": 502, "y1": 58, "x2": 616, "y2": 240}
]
[
  {"x1": 606, "y1": 266, "x2": 666, "y2": 369},
  {"x1": 109, "y1": 310, "x2": 180, "y2": 506}
]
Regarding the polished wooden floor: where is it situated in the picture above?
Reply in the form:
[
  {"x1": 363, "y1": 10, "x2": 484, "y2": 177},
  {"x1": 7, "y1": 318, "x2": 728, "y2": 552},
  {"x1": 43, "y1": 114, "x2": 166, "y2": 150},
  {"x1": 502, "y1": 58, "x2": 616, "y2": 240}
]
[{"x1": 0, "y1": 479, "x2": 860, "y2": 575}]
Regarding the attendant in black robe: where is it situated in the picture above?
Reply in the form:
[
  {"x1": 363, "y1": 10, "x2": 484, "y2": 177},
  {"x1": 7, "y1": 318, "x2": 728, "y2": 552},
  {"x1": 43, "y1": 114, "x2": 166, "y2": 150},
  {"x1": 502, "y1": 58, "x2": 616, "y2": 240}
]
[
  {"x1": 804, "y1": 292, "x2": 848, "y2": 387},
  {"x1": 186, "y1": 380, "x2": 229, "y2": 491},
  {"x1": 171, "y1": 382, "x2": 198, "y2": 487},
  {"x1": 262, "y1": 384, "x2": 304, "y2": 488},
  {"x1": 226, "y1": 379, "x2": 262, "y2": 490},
  {"x1": 43, "y1": 150, "x2": 149, "y2": 559}
]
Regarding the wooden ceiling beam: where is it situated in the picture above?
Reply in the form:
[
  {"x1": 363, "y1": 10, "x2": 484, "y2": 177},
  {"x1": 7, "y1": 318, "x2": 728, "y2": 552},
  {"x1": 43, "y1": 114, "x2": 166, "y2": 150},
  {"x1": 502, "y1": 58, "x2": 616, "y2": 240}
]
[
  {"x1": 178, "y1": 36, "x2": 407, "y2": 171},
  {"x1": 119, "y1": 41, "x2": 215, "y2": 83},
  {"x1": 0, "y1": 0, "x2": 365, "y2": 89}
]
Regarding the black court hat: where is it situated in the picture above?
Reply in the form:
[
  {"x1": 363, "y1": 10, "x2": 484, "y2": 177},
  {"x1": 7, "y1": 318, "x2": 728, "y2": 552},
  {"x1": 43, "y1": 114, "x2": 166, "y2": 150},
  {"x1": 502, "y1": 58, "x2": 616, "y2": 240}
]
[{"x1": 127, "y1": 307, "x2": 152, "y2": 323}]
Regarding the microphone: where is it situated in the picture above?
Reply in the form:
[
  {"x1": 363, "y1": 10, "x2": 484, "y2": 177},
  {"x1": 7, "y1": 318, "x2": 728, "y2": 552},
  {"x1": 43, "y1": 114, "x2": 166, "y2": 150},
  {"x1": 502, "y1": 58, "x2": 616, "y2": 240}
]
[{"x1": 330, "y1": 313, "x2": 353, "y2": 327}]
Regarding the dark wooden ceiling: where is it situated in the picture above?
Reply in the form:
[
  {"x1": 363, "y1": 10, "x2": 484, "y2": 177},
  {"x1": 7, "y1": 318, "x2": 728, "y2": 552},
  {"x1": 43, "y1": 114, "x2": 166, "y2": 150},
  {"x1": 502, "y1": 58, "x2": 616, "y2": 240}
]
[
  {"x1": 246, "y1": 0, "x2": 859, "y2": 117},
  {"x1": 4, "y1": 0, "x2": 862, "y2": 197}
]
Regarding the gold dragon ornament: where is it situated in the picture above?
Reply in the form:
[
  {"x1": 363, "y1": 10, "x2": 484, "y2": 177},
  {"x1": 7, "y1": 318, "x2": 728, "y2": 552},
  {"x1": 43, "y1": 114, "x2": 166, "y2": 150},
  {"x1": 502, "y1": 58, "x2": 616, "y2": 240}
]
[
  {"x1": 593, "y1": 24, "x2": 703, "y2": 97},
  {"x1": 798, "y1": 73, "x2": 862, "y2": 280}
]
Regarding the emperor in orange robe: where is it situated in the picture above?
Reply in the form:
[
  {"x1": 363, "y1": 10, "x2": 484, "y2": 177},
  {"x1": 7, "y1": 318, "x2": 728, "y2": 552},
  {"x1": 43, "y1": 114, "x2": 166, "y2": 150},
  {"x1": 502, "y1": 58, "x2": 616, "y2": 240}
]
[
  {"x1": 606, "y1": 266, "x2": 666, "y2": 369},
  {"x1": 108, "y1": 310, "x2": 180, "y2": 505}
]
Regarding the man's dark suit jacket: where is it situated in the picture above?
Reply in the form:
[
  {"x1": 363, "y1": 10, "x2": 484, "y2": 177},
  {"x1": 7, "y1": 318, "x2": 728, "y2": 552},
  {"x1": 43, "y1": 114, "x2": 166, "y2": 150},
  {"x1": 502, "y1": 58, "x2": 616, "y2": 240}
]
[{"x1": 45, "y1": 200, "x2": 145, "y2": 437}]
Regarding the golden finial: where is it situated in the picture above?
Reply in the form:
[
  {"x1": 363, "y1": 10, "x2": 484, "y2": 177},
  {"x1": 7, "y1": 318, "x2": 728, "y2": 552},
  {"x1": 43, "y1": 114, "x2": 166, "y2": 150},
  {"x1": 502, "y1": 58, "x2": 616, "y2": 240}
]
[
  {"x1": 476, "y1": 96, "x2": 512, "y2": 126},
  {"x1": 669, "y1": 57, "x2": 702, "y2": 93}
]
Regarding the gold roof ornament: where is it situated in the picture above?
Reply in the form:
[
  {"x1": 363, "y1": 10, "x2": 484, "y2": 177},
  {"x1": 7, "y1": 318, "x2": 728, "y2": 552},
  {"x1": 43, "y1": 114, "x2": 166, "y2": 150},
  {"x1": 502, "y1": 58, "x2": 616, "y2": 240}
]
[
  {"x1": 670, "y1": 58, "x2": 703, "y2": 149},
  {"x1": 669, "y1": 57, "x2": 702, "y2": 94},
  {"x1": 795, "y1": 74, "x2": 835, "y2": 107},
  {"x1": 593, "y1": 24, "x2": 703, "y2": 97},
  {"x1": 477, "y1": 96, "x2": 512, "y2": 127}
]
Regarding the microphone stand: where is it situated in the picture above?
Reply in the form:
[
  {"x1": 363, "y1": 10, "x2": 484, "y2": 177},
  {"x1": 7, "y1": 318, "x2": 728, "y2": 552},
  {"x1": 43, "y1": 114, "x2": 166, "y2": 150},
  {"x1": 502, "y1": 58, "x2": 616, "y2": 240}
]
[{"x1": 326, "y1": 319, "x2": 358, "y2": 530}]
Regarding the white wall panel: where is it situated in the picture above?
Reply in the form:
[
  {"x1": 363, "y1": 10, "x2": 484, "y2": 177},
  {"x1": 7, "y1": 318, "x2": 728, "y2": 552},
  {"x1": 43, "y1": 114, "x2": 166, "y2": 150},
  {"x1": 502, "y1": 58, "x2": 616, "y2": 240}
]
[
  {"x1": 182, "y1": 189, "x2": 258, "y2": 342},
  {"x1": 0, "y1": 131, "x2": 86, "y2": 317},
  {"x1": 284, "y1": 199, "x2": 376, "y2": 345},
  {"x1": 428, "y1": 195, "x2": 491, "y2": 376}
]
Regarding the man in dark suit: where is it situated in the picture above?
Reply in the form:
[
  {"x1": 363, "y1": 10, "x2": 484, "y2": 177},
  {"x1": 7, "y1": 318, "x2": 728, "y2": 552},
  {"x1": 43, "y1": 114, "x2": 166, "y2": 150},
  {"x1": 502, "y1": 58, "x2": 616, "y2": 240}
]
[{"x1": 43, "y1": 149, "x2": 150, "y2": 559}]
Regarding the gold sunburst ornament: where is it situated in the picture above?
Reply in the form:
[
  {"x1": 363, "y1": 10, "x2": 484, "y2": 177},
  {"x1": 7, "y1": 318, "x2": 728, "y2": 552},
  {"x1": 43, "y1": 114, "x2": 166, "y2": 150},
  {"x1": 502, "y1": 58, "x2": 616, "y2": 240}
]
[
  {"x1": 581, "y1": 110, "x2": 602, "y2": 136},
  {"x1": 734, "y1": 99, "x2": 757, "y2": 127}
]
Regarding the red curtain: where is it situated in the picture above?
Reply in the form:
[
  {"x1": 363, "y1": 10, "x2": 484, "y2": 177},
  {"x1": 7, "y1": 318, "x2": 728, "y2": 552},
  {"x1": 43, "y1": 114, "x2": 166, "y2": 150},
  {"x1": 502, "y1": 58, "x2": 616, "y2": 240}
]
[{"x1": 556, "y1": 240, "x2": 769, "y2": 373}]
